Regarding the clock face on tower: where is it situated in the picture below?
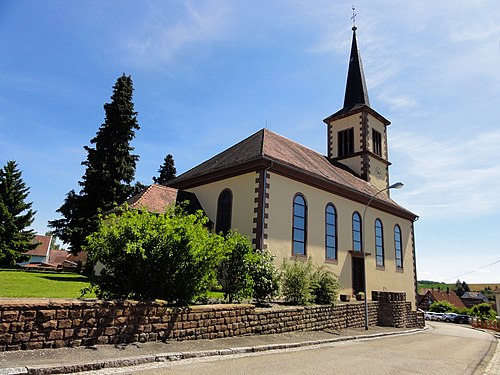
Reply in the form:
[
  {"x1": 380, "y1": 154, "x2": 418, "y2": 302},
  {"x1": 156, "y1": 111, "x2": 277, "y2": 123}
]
[{"x1": 374, "y1": 166, "x2": 383, "y2": 178}]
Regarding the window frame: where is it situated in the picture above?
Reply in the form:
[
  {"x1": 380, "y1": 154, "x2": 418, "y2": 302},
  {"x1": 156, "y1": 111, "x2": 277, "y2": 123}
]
[
  {"x1": 352, "y1": 212, "x2": 362, "y2": 252},
  {"x1": 338, "y1": 128, "x2": 354, "y2": 157},
  {"x1": 292, "y1": 193, "x2": 307, "y2": 257},
  {"x1": 325, "y1": 203, "x2": 338, "y2": 261},
  {"x1": 372, "y1": 129, "x2": 382, "y2": 157},
  {"x1": 375, "y1": 218, "x2": 385, "y2": 267},
  {"x1": 215, "y1": 189, "x2": 233, "y2": 235},
  {"x1": 394, "y1": 225, "x2": 403, "y2": 269}
]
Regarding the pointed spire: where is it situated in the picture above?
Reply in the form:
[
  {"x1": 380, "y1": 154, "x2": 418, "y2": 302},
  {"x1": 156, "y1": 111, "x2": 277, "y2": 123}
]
[{"x1": 342, "y1": 26, "x2": 370, "y2": 111}]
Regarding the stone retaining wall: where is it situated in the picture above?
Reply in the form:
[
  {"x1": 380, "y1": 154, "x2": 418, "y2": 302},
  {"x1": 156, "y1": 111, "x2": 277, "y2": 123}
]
[{"x1": 0, "y1": 296, "x2": 423, "y2": 352}]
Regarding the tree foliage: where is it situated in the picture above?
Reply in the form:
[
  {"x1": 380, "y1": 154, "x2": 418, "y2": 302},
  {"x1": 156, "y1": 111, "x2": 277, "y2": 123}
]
[
  {"x1": 50, "y1": 74, "x2": 141, "y2": 253},
  {"x1": 85, "y1": 207, "x2": 224, "y2": 304},
  {"x1": 153, "y1": 154, "x2": 176, "y2": 184},
  {"x1": 469, "y1": 302, "x2": 496, "y2": 320},
  {"x1": 0, "y1": 160, "x2": 36, "y2": 266},
  {"x1": 429, "y1": 300, "x2": 456, "y2": 313},
  {"x1": 453, "y1": 279, "x2": 470, "y2": 297}
]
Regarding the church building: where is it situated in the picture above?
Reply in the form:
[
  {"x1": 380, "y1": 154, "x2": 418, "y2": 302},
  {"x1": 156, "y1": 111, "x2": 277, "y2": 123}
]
[{"x1": 168, "y1": 26, "x2": 419, "y2": 306}]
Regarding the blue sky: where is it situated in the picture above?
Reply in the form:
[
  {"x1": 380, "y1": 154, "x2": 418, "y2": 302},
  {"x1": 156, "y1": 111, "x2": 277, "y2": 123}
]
[{"x1": 1, "y1": 1, "x2": 499, "y2": 284}]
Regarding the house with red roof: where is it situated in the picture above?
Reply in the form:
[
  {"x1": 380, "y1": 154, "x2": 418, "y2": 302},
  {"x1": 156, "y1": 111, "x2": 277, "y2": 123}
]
[
  {"x1": 158, "y1": 25, "x2": 419, "y2": 307},
  {"x1": 19, "y1": 234, "x2": 52, "y2": 265},
  {"x1": 418, "y1": 288, "x2": 466, "y2": 311}
]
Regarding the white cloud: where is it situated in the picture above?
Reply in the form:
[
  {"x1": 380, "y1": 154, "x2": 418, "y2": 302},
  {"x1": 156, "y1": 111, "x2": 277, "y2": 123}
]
[
  {"x1": 122, "y1": 0, "x2": 233, "y2": 69},
  {"x1": 392, "y1": 129, "x2": 500, "y2": 219}
]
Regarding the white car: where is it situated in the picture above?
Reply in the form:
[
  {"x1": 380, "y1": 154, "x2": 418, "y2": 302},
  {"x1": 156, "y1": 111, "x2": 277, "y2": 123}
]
[{"x1": 430, "y1": 312, "x2": 445, "y2": 321}]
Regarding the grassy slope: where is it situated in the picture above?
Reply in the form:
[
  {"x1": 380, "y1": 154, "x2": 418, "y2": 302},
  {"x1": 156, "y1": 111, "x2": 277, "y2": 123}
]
[{"x1": 0, "y1": 269, "x2": 95, "y2": 298}]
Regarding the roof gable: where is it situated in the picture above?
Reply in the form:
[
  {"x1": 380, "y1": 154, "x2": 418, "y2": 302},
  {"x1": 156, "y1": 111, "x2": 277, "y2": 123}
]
[
  {"x1": 425, "y1": 290, "x2": 466, "y2": 309},
  {"x1": 27, "y1": 235, "x2": 51, "y2": 257}
]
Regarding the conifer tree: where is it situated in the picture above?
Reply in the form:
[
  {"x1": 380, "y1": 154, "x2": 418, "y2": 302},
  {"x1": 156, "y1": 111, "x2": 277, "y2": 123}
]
[
  {"x1": 0, "y1": 160, "x2": 36, "y2": 266},
  {"x1": 153, "y1": 154, "x2": 176, "y2": 184},
  {"x1": 49, "y1": 74, "x2": 141, "y2": 253}
]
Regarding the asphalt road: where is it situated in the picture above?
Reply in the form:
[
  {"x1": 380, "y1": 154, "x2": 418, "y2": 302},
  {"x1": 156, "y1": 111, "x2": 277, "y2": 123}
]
[{"x1": 78, "y1": 322, "x2": 499, "y2": 375}]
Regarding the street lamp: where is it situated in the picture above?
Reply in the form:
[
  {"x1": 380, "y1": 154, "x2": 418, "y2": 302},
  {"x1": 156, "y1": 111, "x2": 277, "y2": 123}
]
[{"x1": 362, "y1": 182, "x2": 404, "y2": 330}]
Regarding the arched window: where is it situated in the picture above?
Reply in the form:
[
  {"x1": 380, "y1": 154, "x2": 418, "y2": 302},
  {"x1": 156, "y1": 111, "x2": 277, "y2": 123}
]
[
  {"x1": 375, "y1": 219, "x2": 384, "y2": 267},
  {"x1": 216, "y1": 189, "x2": 232, "y2": 235},
  {"x1": 352, "y1": 212, "x2": 362, "y2": 252},
  {"x1": 394, "y1": 225, "x2": 403, "y2": 269},
  {"x1": 292, "y1": 194, "x2": 307, "y2": 256},
  {"x1": 325, "y1": 204, "x2": 337, "y2": 260}
]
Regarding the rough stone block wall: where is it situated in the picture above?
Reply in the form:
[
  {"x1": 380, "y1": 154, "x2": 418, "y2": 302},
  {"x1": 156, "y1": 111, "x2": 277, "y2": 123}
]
[{"x1": 0, "y1": 298, "x2": 419, "y2": 352}]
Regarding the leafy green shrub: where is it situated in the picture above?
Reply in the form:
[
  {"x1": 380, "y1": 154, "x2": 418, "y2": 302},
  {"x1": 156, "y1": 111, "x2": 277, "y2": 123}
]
[
  {"x1": 217, "y1": 231, "x2": 256, "y2": 303},
  {"x1": 469, "y1": 302, "x2": 496, "y2": 320},
  {"x1": 217, "y1": 232, "x2": 280, "y2": 304},
  {"x1": 281, "y1": 258, "x2": 313, "y2": 305},
  {"x1": 429, "y1": 300, "x2": 457, "y2": 313},
  {"x1": 310, "y1": 265, "x2": 339, "y2": 305},
  {"x1": 85, "y1": 207, "x2": 224, "y2": 304},
  {"x1": 250, "y1": 249, "x2": 280, "y2": 305}
]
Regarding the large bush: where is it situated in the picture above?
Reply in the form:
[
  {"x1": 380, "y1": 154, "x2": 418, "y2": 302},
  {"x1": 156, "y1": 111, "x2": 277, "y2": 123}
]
[
  {"x1": 469, "y1": 302, "x2": 496, "y2": 320},
  {"x1": 218, "y1": 232, "x2": 280, "y2": 304},
  {"x1": 281, "y1": 258, "x2": 313, "y2": 305},
  {"x1": 250, "y1": 249, "x2": 280, "y2": 305},
  {"x1": 217, "y1": 231, "x2": 256, "y2": 303},
  {"x1": 310, "y1": 265, "x2": 339, "y2": 305},
  {"x1": 85, "y1": 207, "x2": 224, "y2": 304},
  {"x1": 281, "y1": 258, "x2": 339, "y2": 305}
]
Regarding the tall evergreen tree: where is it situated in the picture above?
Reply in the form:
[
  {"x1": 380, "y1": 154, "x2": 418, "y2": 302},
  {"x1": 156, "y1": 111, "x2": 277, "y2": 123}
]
[
  {"x1": 49, "y1": 74, "x2": 141, "y2": 253},
  {"x1": 0, "y1": 160, "x2": 36, "y2": 266},
  {"x1": 153, "y1": 154, "x2": 176, "y2": 184}
]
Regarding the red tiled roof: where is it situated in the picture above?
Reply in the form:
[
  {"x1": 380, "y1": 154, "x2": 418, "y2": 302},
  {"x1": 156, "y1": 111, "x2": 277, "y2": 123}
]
[
  {"x1": 26, "y1": 235, "x2": 51, "y2": 257},
  {"x1": 121, "y1": 184, "x2": 178, "y2": 214},
  {"x1": 425, "y1": 290, "x2": 466, "y2": 309},
  {"x1": 171, "y1": 129, "x2": 416, "y2": 220},
  {"x1": 48, "y1": 249, "x2": 70, "y2": 265},
  {"x1": 66, "y1": 250, "x2": 88, "y2": 264}
]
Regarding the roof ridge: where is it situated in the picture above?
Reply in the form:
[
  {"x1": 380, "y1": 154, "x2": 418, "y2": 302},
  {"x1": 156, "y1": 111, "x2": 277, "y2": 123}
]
[{"x1": 263, "y1": 128, "x2": 325, "y2": 158}]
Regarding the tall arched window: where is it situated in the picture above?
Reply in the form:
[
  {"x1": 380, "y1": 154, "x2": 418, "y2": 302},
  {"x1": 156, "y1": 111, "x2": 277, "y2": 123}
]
[
  {"x1": 216, "y1": 189, "x2": 232, "y2": 235},
  {"x1": 394, "y1": 225, "x2": 403, "y2": 269},
  {"x1": 292, "y1": 194, "x2": 307, "y2": 256},
  {"x1": 375, "y1": 219, "x2": 384, "y2": 267},
  {"x1": 325, "y1": 204, "x2": 337, "y2": 260},
  {"x1": 352, "y1": 212, "x2": 362, "y2": 252}
]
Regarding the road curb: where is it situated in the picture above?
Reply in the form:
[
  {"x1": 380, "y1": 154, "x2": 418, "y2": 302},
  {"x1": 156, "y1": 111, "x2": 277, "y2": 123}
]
[{"x1": 1, "y1": 328, "x2": 425, "y2": 375}]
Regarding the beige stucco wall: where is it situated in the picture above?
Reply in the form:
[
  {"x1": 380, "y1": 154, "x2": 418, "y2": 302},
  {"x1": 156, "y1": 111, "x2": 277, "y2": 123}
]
[
  {"x1": 328, "y1": 113, "x2": 362, "y2": 158},
  {"x1": 367, "y1": 114, "x2": 387, "y2": 159},
  {"x1": 266, "y1": 172, "x2": 416, "y2": 307},
  {"x1": 186, "y1": 172, "x2": 258, "y2": 237},
  {"x1": 369, "y1": 158, "x2": 388, "y2": 192}
]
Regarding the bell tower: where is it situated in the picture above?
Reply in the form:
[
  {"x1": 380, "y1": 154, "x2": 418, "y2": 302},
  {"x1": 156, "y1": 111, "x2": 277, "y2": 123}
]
[{"x1": 323, "y1": 26, "x2": 391, "y2": 193}]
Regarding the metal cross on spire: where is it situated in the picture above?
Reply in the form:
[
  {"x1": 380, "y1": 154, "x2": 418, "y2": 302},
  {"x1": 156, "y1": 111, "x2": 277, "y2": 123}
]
[{"x1": 351, "y1": 5, "x2": 357, "y2": 30}]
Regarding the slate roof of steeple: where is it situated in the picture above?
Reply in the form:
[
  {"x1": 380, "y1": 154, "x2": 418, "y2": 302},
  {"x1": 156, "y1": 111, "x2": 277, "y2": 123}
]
[
  {"x1": 343, "y1": 26, "x2": 370, "y2": 112},
  {"x1": 323, "y1": 27, "x2": 389, "y2": 125}
]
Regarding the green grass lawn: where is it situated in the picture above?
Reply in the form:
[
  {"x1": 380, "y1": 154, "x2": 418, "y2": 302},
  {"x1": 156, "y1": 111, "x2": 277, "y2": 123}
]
[
  {"x1": 418, "y1": 282, "x2": 453, "y2": 293},
  {"x1": 0, "y1": 268, "x2": 95, "y2": 298}
]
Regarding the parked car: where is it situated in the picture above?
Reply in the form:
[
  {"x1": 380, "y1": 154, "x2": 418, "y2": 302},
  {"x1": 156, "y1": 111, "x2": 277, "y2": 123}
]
[
  {"x1": 430, "y1": 312, "x2": 445, "y2": 321},
  {"x1": 443, "y1": 312, "x2": 470, "y2": 324},
  {"x1": 424, "y1": 312, "x2": 445, "y2": 321}
]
